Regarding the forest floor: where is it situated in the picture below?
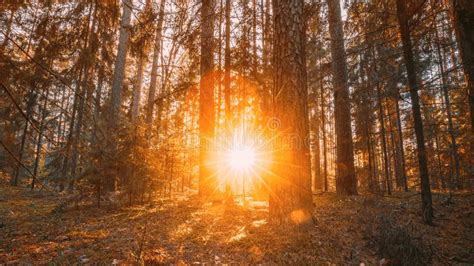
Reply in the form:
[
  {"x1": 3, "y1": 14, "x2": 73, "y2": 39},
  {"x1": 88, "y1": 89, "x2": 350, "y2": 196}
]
[{"x1": 0, "y1": 181, "x2": 473, "y2": 264}]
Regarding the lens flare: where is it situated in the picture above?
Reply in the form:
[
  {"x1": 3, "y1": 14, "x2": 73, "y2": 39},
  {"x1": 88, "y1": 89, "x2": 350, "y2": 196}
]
[{"x1": 227, "y1": 146, "x2": 256, "y2": 171}]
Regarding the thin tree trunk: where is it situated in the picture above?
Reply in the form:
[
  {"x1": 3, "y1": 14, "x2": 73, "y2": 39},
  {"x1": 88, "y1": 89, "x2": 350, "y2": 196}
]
[
  {"x1": 313, "y1": 58, "x2": 322, "y2": 190},
  {"x1": 224, "y1": 0, "x2": 232, "y2": 201},
  {"x1": 327, "y1": 0, "x2": 357, "y2": 195},
  {"x1": 217, "y1": 0, "x2": 223, "y2": 131},
  {"x1": 321, "y1": 84, "x2": 328, "y2": 192},
  {"x1": 365, "y1": 121, "x2": 374, "y2": 192},
  {"x1": 131, "y1": 0, "x2": 151, "y2": 122},
  {"x1": 376, "y1": 82, "x2": 391, "y2": 195},
  {"x1": 109, "y1": 0, "x2": 133, "y2": 125},
  {"x1": 396, "y1": 0, "x2": 433, "y2": 224},
  {"x1": 145, "y1": 0, "x2": 166, "y2": 139}
]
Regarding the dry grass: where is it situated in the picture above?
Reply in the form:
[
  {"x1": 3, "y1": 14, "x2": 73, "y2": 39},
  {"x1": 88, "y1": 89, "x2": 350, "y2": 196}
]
[{"x1": 0, "y1": 184, "x2": 472, "y2": 264}]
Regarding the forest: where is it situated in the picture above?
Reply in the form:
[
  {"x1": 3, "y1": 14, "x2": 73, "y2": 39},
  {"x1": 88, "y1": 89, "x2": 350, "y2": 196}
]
[{"x1": 0, "y1": 0, "x2": 473, "y2": 264}]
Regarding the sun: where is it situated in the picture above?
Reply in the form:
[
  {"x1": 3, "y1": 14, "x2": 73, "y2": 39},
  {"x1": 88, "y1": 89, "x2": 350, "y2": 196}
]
[{"x1": 227, "y1": 146, "x2": 256, "y2": 171}]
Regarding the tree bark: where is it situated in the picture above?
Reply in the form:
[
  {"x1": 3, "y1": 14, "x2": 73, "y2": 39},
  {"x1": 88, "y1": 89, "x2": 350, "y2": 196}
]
[
  {"x1": 145, "y1": 0, "x2": 166, "y2": 139},
  {"x1": 452, "y1": 0, "x2": 474, "y2": 132},
  {"x1": 270, "y1": 0, "x2": 313, "y2": 227},
  {"x1": 199, "y1": 0, "x2": 216, "y2": 197},
  {"x1": 109, "y1": 0, "x2": 133, "y2": 124},
  {"x1": 327, "y1": 0, "x2": 357, "y2": 195}
]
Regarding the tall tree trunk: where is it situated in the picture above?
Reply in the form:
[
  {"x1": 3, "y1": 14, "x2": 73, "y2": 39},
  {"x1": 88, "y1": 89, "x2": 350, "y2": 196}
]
[
  {"x1": 106, "y1": 0, "x2": 133, "y2": 191},
  {"x1": 224, "y1": 0, "x2": 231, "y2": 132},
  {"x1": 131, "y1": 0, "x2": 151, "y2": 122},
  {"x1": 396, "y1": 0, "x2": 434, "y2": 224},
  {"x1": 376, "y1": 81, "x2": 391, "y2": 195},
  {"x1": 388, "y1": 108, "x2": 399, "y2": 189},
  {"x1": 145, "y1": 0, "x2": 166, "y2": 139},
  {"x1": 452, "y1": 0, "x2": 474, "y2": 131},
  {"x1": 109, "y1": 0, "x2": 132, "y2": 124},
  {"x1": 216, "y1": 0, "x2": 223, "y2": 131},
  {"x1": 224, "y1": 0, "x2": 232, "y2": 200},
  {"x1": 199, "y1": 0, "x2": 216, "y2": 197},
  {"x1": 313, "y1": 59, "x2": 322, "y2": 190},
  {"x1": 252, "y1": 0, "x2": 258, "y2": 74},
  {"x1": 321, "y1": 84, "x2": 328, "y2": 192},
  {"x1": 270, "y1": 0, "x2": 313, "y2": 227},
  {"x1": 327, "y1": 0, "x2": 357, "y2": 195},
  {"x1": 312, "y1": 96, "x2": 321, "y2": 191}
]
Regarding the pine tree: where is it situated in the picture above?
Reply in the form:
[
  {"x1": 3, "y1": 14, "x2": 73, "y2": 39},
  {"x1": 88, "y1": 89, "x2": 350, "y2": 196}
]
[
  {"x1": 327, "y1": 0, "x2": 357, "y2": 195},
  {"x1": 270, "y1": 0, "x2": 313, "y2": 227}
]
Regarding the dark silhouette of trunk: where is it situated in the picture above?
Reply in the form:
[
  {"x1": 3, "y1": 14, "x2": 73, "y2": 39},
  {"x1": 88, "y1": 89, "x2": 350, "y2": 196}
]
[
  {"x1": 396, "y1": 0, "x2": 433, "y2": 224},
  {"x1": 376, "y1": 79, "x2": 391, "y2": 195},
  {"x1": 270, "y1": 0, "x2": 313, "y2": 227},
  {"x1": 252, "y1": 0, "x2": 257, "y2": 74},
  {"x1": 199, "y1": 0, "x2": 216, "y2": 197},
  {"x1": 327, "y1": 0, "x2": 357, "y2": 195},
  {"x1": 452, "y1": 0, "x2": 474, "y2": 132},
  {"x1": 224, "y1": 0, "x2": 231, "y2": 131},
  {"x1": 216, "y1": 0, "x2": 223, "y2": 128},
  {"x1": 224, "y1": 0, "x2": 232, "y2": 200}
]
